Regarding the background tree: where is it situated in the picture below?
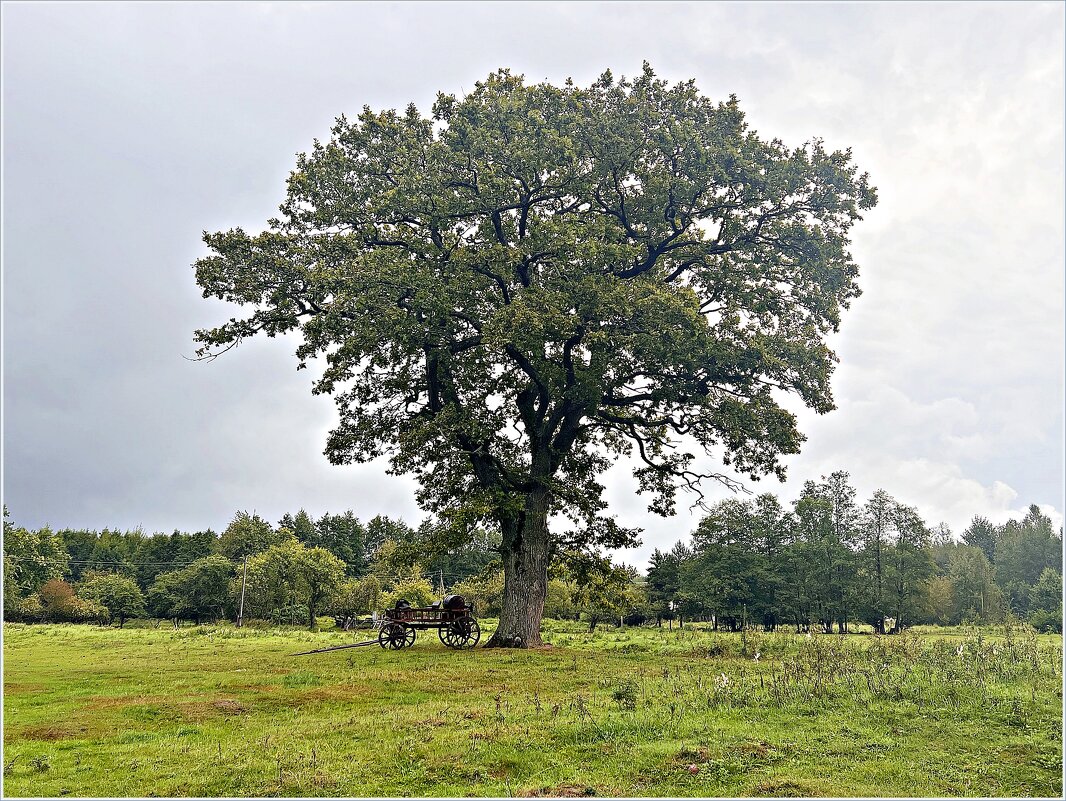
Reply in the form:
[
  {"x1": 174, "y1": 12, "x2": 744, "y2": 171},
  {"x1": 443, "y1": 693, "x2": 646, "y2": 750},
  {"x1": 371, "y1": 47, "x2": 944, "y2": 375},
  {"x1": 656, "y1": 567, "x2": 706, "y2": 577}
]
[
  {"x1": 543, "y1": 578, "x2": 575, "y2": 620},
  {"x1": 193, "y1": 66, "x2": 875, "y2": 646},
  {"x1": 242, "y1": 538, "x2": 304, "y2": 620},
  {"x1": 364, "y1": 516, "x2": 415, "y2": 561},
  {"x1": 3, "y1": 513, "x2": 69, "y2": 601},
  {"x1": 299, "y1": 547, "x2": 347, "y2": 630},
  {"x1": 449, "y1": 570, "x2": 505, "y2": 617},
  {"x1": 888, "y1": 504, "x2": 935, "y2": 631},
  {"x1": 58, "y1": 529, "x2": 97, "y2": 582},
  {"x1": 416, "y1": 519, "x2": 501, "y2": 588},
  {"x1": 566, "y1": 558, "x2": 636, "y2": 632},
  {"x1": 948, "y1": 545, "x2": 1001, "y2": 624},
  {"x1": 217, "y1": 511, "x2": 286, "y2": 561},
  {"x1": 858, "y1": 489, "x2": 896, "y2": 633},
  {"x1": 79, "y1": 573, "x2": 146, "y2": 627},
  {"x1": 1027, "y1": 567, "x2": 1063, "y2": 633},
  {"x1": 379, "y1": 577, "x2": 437, "y2": 612},
  {"x1": 147, "y1": 556, "x2": 234, "y2": 624},
  {"x1": 645, "y1": 545, "x2": 684, "y2": 625},
  {"x1": 330, "y1": 576, "x2": 381, "y2": 623},
  {"x1": 314, "y1": 511, "x2": 369, "y2": 576},
  {"x1": 994, "y1": 506, "x2": 1062, "y2": 615},
  {"x1": 688, "y1": 499, "x2": 761, "y2": 631},
  {"x1": 961, "y1": 516, "x2": 999, "y2": 564},
  {"x1": 242, "y1": 539, "x2": 345, "y2": 629}
]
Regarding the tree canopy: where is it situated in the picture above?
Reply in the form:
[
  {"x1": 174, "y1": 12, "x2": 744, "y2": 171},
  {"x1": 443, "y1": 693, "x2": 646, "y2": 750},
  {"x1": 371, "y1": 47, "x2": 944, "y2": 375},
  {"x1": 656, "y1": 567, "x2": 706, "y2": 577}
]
[{"x1": 193, "y1": 64, "x2": 876, "y2": 645}]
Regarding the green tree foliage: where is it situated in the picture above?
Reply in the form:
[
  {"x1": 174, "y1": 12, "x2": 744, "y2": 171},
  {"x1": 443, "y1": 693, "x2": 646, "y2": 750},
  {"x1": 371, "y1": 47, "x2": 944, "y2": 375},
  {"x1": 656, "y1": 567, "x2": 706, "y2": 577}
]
[
  {"x1": 415, "y1": 519, "x2": 501, "y2": 587},
  {"x1": 35, "y1": 579, "x2": 105, "y2": 623},
  {"x1": 687, "y1": 499, "x2": 764, "y2": 631},
  {"x1": 794, "y1": 473, "x2": 861, "y2": 633},
  {"x1": 369, "y1": 538, "x2": 423, "y2": 587},
  {"x1": 192, "y1": 65, "x2": 876, "y2": 646},
  {"x1": 3, "y1": 510, "x2": 70, "y2": 603},
  {"x1": 449, "y1": 570, "x2": 505, "y2": 617},
  {"x1": 242, "y1": 539, "x2": 345, "y2": 629},
  {"x1": 858, "y1": 490, "x2": 896, "y2": 632},
  {"x1": 645, "y1": 545, "x2": 684, "y2": 624},
  {"x1": 300, "y1": 547, "x2": 347, "y2": 630},
  {"x1": 330, "y1": 576, "x2": 381, "y2": 622},
  {"x1": 85, "y1": 529, "x2": 140, "y2": 577},
  {"x1": 147, "y1": 556, "x2": 235, "y2": 623},
  {"x1": 380, "y1": 577, "x2": 437, "y2": 612},
  {"x1": 543, "y1": 578, "x2": 575, "y2": 620},
  {"x1": 887, "y1": 504, "x2": 935, "y2": 631},
  {"x1": 279, "y1": 510, "x2": 318, "y2": 544},
  {"x1": 315, "y1": 511, "x2": 368, "y2": 576},
  {"x1": 217, "y1": 511, "x2": 286, "y2": 561},
  {"x1": 948, "y1": 546, "x2": 1002, "y2": 624},
  {"x1": 664, "y1": 482, "x2": 960, "y2": 634},
  {"x1": 566, "y1": 559, "x2": 640, "y2": 633},
  {"x1": 79, "y1": 573, "x2": 146, "y2": 627},
  {"x1": 242, "y1": 538, "x2": 303, "y2": 619},
  {"x1": 1027, "y1": 567, "x2": 1063, "y2": 633},
  {"x1": 962, "y1": 516, "x2": 999, "y2": 564},
  {"x1": 364, "y1": 516, "x2": 415, "y2": 560},
  {"x1": 994, "y1": 506, "x2": 1062, "y2": 614},
  {"x1": 57, "y1": 529, "x2": 97, "y2": 582}
]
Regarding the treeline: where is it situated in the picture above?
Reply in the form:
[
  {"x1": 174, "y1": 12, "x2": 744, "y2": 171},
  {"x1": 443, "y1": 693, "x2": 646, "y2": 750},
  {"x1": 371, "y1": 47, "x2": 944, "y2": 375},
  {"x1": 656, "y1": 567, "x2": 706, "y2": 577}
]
[
  {"x1": 2, "y1": 507, "x2": 500, "y2": 629},
  {"x1": 3, "y1": 472, "x2": 1063, "y2": 636},
  {"x1": 644, "y1": 472, "x2": 1063, "y2": 634}
]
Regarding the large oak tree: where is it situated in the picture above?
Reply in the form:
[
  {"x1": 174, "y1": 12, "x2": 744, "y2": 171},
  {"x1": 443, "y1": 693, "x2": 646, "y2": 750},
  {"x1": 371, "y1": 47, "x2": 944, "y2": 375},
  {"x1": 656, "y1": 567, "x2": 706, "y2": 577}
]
[{"x1": 193, "y1": 65, "x2": 876, "y2": 646}]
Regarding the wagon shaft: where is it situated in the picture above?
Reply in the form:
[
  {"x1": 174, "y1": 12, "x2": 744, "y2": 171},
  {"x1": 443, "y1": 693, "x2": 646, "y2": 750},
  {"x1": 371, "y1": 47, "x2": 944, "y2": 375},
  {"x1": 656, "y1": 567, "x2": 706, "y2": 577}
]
[{"x1": 292, "y1": 639, "x2": 380, "y2": 656}]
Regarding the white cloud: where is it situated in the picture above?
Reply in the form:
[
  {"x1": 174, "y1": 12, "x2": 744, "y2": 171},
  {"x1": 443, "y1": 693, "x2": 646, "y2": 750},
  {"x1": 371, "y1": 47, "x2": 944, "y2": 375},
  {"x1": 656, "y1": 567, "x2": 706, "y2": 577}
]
[{"x1": 3, "y1": 2, "x2": 1062, "y2": 569}]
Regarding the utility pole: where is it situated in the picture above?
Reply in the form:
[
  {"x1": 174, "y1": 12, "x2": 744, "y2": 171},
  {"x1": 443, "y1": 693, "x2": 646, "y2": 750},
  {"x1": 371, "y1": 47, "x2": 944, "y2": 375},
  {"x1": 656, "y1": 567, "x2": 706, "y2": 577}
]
[{"x1": 237, "y1": 555, "x2": 248, "y2": 627}]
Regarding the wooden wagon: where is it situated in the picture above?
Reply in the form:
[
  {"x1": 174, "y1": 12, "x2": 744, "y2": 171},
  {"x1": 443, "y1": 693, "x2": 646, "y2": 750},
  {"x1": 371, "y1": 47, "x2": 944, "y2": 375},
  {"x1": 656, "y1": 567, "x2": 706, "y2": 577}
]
[{"x1": 377, "y1": 594, "x2": 480, "y2": 650}]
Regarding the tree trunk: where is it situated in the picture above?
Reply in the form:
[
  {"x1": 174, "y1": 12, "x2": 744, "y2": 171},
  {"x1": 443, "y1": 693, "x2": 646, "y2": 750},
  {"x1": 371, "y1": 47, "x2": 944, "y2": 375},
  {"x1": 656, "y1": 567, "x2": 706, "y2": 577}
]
[{"x1": 484, "y1": 490, "x2": 550, "y2": 648}]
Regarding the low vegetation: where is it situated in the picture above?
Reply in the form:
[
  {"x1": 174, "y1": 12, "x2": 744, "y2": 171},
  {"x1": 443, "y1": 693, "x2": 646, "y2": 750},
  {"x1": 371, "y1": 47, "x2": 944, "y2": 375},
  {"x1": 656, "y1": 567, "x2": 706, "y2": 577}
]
[{"x1": 3, "y1": 621, "x2": 1061, "y2": 797}]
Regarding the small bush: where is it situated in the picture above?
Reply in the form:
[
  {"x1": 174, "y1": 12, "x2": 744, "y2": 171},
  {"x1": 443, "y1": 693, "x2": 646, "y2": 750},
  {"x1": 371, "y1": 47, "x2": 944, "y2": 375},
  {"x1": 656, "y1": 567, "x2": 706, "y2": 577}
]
[
  {"x1": 16, "y1": 595, "x2": 44, "y2": 623},
  {"x1": 269, "y1": 604, "x2": 310, "y2": 626},
  {"x1": 1028, "y1": 609, "x2": 1063, "y2": 634},
  {"x1": 611, "y1": 680, "x2": 638, "y2": 710}
]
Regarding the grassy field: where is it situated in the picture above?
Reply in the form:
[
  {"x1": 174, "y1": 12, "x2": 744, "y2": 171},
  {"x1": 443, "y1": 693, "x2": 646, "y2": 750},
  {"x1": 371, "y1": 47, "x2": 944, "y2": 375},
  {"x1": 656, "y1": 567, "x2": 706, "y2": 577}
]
[{"x1": 2, "y1": 620, "x2": 1062, "y2": 798}]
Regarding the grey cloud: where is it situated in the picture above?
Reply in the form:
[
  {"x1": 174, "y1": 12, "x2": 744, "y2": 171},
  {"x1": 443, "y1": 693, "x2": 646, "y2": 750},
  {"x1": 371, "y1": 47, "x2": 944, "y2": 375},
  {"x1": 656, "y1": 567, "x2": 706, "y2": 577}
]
[{"x1": 3, "y1": 2, "x2": 1062, "y2": 567}]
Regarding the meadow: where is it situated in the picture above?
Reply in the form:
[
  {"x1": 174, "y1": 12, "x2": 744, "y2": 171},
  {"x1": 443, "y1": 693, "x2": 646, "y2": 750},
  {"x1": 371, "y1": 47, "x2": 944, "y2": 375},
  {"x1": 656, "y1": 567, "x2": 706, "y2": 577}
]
[{"x1": 2, "y1": 620, "x2": 1062, "y2": 798}]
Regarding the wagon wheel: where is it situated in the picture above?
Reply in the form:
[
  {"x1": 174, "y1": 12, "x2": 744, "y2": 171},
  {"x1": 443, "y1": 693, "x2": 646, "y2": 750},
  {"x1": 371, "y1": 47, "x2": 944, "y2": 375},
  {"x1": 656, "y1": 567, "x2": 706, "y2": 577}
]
[
  {"x1": 439, "y1": 616, "x2": 480, "y2": 649},
  {"x1": 379, "y1": 622, "x2": 414, "y2": 650}
]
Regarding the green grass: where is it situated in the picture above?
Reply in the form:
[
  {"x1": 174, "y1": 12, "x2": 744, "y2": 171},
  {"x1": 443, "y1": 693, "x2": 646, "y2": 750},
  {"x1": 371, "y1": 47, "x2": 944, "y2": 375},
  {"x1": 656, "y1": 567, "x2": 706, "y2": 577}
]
[{"x1": 3, "y1": 620, "x2": 1061, "y2": 797}]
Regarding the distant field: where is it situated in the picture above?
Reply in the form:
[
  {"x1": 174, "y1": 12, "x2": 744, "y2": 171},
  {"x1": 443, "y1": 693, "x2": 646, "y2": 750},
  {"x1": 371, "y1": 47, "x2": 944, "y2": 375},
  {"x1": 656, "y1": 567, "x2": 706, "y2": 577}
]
[{"x1": 3, "y1": 621, "x2": 1062, "y2": 797}]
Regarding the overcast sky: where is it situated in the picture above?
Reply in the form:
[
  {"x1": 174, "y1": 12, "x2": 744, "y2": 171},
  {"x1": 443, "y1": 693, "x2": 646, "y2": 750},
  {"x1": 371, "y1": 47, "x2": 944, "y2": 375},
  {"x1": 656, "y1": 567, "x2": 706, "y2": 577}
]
[{"x1": 3, "y1": 2, "x2": 1063, "y2": 569}]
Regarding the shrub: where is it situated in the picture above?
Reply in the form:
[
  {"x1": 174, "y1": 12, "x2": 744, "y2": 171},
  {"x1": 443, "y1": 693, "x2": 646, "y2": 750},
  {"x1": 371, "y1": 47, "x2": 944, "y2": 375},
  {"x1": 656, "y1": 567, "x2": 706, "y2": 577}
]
[
  {"x1": 16, "y1": 595, "x2": 44, "y2": 622},
  {"x1": 1028, "y1": 609, "x2": 1063, "y2": 634},
  {"x1": 448, "y1": 572, "x2": 503, "y2": 617},
  {"x1": 379, "y1": 578, "x2": 436, "y2": 611},
  {"x1": 269, "y1": 604, "x2": 310, "y2": 626}
]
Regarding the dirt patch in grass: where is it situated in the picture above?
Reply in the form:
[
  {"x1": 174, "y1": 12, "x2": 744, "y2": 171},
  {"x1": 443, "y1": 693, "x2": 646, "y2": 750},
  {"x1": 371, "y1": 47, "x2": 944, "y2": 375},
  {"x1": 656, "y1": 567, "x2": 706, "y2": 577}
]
[
  {"x1": 752, "y1": 779, "x2": 827, "y2": 797},
  {"x1": 3, "y1": 683, "x2": 46, "y2": 694},
  {"x1": 177, "y1": 698, "x2": 245, "y2": 720},
  {"x1": 7, "y1": 724, "x2": 85, "y2": 742},
  {"x1": 84, "y1": 694, "x2": 163, "y2": 710},
  {"x1": 266, "y1": 684, "x2": 371, "y2": 707},
  {"x1": 517, "y1": 783, "x2": 598, "y2": 797}
]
